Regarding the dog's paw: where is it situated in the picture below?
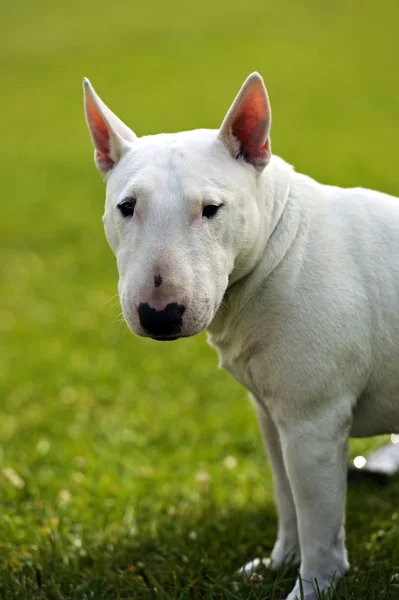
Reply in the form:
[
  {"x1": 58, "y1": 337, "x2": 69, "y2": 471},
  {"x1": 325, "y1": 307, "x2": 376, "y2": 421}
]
[
  {"x1": 236, "y1": 541, "x2": 300, "y2": 581},
  {"x1": 284, "y1": 578, "x2": 320, "y2": 600},
  {"x1": 270, "y1": 537, "x2": 300, "y2": 569},
  {"x1": 285, "y1": 572, "x2": 343, "y2": 600},
  {"x1": 236, "y1": 557, "x2": 272, "y2": 578}
]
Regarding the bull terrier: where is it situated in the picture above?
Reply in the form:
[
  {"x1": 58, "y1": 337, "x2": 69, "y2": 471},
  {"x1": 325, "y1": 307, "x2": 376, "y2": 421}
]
[{"x1": 83, "y1": 72, "x2": 399, "y2": 599}]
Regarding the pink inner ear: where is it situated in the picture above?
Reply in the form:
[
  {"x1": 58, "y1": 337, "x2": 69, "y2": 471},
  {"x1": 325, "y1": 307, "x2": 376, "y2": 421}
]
[
  {"x1": 231, "y1": 88, "x2": 270, "y2": 164},
  {"x1": 86, "y1": 94, "x2": 114, "y2": 168}
]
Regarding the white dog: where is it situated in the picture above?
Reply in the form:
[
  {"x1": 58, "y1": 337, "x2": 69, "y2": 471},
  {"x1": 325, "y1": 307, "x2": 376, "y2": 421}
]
[{"x1": 83, "y1": 73, "x2": 399, "y2": 600}]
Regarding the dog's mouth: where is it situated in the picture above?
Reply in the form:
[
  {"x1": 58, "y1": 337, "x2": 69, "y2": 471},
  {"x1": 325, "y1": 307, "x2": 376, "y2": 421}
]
[{"x1": 150, "y1": 334, "x2": 189, "y2": 342}]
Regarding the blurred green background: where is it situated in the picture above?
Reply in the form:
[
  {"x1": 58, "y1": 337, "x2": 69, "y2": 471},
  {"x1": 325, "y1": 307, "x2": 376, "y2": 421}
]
[{"x1": 1, "y1": 1, "x2": 398, "y2": 598}]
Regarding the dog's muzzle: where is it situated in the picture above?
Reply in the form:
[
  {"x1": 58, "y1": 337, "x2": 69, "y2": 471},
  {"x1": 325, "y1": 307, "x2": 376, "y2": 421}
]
[{"x1": 138, "y1": 302, "x2": 185, "y2": 340}]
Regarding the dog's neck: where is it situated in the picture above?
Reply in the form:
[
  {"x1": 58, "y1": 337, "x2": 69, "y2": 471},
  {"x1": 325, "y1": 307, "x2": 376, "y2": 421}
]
[
  {"x1": 228, "y1": 155, "x2": 294, "y2": 287},
  {"x1": 208, "y1": 156, "x2": 299, "y2": 341}
]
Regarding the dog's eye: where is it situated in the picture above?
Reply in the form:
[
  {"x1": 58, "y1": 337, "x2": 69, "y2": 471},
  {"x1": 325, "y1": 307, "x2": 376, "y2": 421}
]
[
  {"x1": 118, "y1": 197, "x2": 136, "y2": 218},
  {"x1": 202, "y1": 204, "x2": 223, "y2": 219}
]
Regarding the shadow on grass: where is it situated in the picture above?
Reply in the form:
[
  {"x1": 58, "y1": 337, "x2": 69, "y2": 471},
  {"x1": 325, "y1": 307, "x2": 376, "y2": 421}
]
[{"x1": 0, "y1": 476, "x2": 398, "y2": 599}]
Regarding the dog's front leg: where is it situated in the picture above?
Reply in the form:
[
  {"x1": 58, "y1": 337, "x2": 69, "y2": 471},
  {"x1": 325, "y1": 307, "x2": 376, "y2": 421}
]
[
  {"x1": 257, "y1": 402, "x2": 300, "y2": 568},
  {"x1": 237, "y1": 400, "x2": 299, "y2": 580},
  {"x1": 278, "y1": 404, "x2": 351, "y2": 600}
]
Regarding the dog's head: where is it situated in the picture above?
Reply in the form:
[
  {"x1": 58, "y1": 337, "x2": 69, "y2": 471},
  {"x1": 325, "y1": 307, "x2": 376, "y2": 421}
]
[{"x1": 83, "y1": 73, "x2": 272, "y2": 340}]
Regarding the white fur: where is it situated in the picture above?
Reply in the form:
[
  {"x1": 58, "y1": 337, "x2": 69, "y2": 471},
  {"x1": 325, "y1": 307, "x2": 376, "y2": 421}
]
[{"x1": 83, "y1": 73, "x2": 399, "y2": 600}]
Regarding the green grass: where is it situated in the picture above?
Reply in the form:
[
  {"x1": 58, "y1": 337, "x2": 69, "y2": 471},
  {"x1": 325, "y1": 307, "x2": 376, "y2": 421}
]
[{"x1": 1, "y1": 0, "x2": 399, "y2": 598}]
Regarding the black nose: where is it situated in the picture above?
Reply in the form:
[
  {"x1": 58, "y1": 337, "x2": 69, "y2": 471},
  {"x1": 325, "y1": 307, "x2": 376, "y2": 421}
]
[{"x1": 138, "y1": 302, "x2": 185, "y2": 339}]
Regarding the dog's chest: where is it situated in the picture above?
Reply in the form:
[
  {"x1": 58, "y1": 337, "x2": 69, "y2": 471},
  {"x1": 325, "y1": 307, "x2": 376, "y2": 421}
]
[
  {"x1": 207, "y1": 303, "x2": 276, "y2": 399},
  {"x1": 210, "y1": 338, "x2": 257, "y2": 393},
  {"x1": 208, "y1": 338, "x2": 262, "y2": 397}
]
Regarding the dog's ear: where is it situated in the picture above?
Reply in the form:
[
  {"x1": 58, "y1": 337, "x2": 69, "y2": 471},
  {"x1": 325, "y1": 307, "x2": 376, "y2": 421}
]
[
  {"x1": 218, "y1": 72, "x2": 271, "y2": 171},
  {"x1": 83, "y1": 78, "x2": 136, "y2": 177}
]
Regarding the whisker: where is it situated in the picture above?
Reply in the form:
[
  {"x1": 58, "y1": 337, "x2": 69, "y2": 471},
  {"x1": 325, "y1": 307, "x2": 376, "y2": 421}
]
[
  {"x1": 108, "y1": 298, "x2": 122, "y2": 314},
  {"x1": 101, "y1": 293, "x2": 120, "y2": 309},
  {"x1": 112, "y1": 311, "x2": 125, "y2": 325}
]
